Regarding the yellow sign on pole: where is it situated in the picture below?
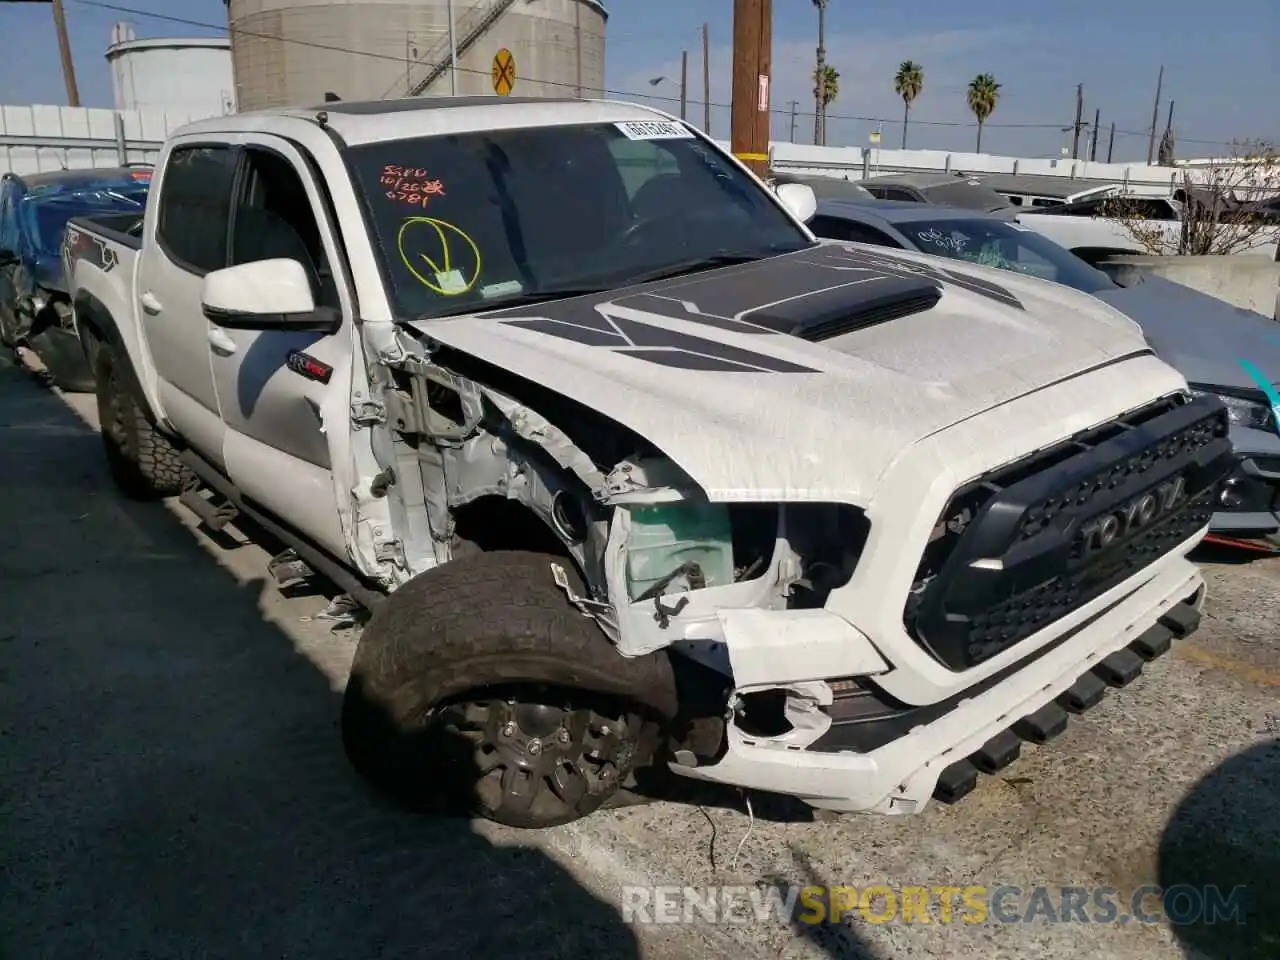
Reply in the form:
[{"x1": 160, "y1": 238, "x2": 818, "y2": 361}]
[
  {"x1": 492, "y1": 48, "x2": 516, "y2": 96},
  {"x1": 869, "y1": 130, "x2": 881, "y2": 145}
]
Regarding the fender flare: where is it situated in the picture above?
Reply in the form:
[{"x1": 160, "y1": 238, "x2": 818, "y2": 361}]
[{"x1": 72, "y1": 291, "x2": 162, "y2": 427}]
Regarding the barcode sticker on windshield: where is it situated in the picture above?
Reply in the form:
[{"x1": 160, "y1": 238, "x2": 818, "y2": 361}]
[{"x1": 614, "y1": 120, "x2": 694, "y2": 140}]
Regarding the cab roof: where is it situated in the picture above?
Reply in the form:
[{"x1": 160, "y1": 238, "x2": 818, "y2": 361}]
[{"x1": 169, "y1": 96, "x2": 683, "y2": 147}]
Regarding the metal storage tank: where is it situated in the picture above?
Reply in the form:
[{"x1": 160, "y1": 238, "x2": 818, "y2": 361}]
[
  {"x1": 224, "y1": 0, "x2": 607, "y2": 110},
  {"x1": 106, "y1": 22, "x2": 237, "y2": 116}
]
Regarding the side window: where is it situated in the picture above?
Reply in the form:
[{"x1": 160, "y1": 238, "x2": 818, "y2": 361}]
[
  {"x1": 882, "y1": 188, "x2": 919, "y2": 203},
  {"x1": 842, "y1": 222, "x2": 904, "y2": 247},
  {"x1": 230, "y1": 148, "x2": 338, "y2": 309},
  {"x1": 156, "y1": 145, "x2": 238, "y2": 273},
  {"x1": 808, "y1": 214, "x2": 855, "y2": 241},
  {"x1": 1063, "y1": 198, "x2": 1105, "y2": 217},
  {"x1": 809, "y1": 216, "x2": 903, "y2": 248}
]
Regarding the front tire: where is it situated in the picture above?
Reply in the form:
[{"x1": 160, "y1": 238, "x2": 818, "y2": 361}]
[
  {"x1": 93, "y1": 341, "x2": 189, "y2": 500},
  {"x1": 342, "y1": 551, "x2": 676, "y2": 828}
]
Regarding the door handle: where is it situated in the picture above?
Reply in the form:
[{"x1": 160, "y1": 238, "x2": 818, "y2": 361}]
[
  {"x1": 207, "y1": 326, "x2": 238, "y2": 355},
  {"x1": 140, "y1": 291, "x2": 163, "y2": 314}
]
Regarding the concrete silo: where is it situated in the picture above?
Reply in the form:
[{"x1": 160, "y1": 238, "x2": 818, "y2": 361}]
[
  {"x1": 106, "y1": 22, "x2": 236, "y2": 116},
  {"x1": 223, "y1": 0, "x2": 607, "y2": 110}
]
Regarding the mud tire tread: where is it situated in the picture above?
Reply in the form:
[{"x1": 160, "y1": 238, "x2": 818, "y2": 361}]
[
  {"x1": 94, "y1": 341, "x2": 189, "y2": 500},
  {"x1": 342, "y1": 551, "x2": 677, "y2": 826}
]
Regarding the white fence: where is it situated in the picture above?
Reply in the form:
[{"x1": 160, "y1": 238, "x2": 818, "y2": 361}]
[
  {"x1": 0, "y1": 101, "x2": 1246, "y2": 192},
  {"x1": 0, "y1": 104, "x2": 206, "y2": 176},
  {"x1": 768, "y1": 142, "x2": 1210, "y2": 191}
]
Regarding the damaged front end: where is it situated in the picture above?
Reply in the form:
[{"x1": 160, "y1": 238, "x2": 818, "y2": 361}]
[
  {"x1": 364, "y1": 328, "x2": 894, "y2": 774},
  {"x1": 10, "y1": 289, "x2": 93, "y2": 391}
]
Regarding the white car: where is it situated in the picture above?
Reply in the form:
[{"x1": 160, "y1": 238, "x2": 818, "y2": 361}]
[{"x1": 64, "y1": 95, "x2": 1232, "y2": 828}]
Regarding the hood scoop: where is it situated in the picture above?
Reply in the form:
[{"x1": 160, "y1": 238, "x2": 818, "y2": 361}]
[{"x1": 744, "y1": 274, "x2": 942, "y2": 342}]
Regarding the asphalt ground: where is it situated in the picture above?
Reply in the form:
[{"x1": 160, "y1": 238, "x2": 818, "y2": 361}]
[{"x1": 2, "y1": 353, "x2": 1276, "y2": 960}]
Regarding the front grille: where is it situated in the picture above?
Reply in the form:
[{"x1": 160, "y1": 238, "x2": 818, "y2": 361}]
[{"x1": 905, "y1": 394, "x2": 1233, "y2": 671}]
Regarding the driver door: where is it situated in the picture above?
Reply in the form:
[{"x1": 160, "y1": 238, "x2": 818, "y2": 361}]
[{"x1": 207, "y1": 135, "x2": 354, "y2": 558}]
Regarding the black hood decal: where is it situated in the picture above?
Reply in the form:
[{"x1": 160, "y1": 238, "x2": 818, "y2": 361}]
[{"x1": 485, "y1": 244, "x2": 1022, "y2": 374}]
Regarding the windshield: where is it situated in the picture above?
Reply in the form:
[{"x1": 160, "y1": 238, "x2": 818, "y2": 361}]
[
  {"x1": 345, "y1": 120, "x2": 812, "y2": 319},
  {"x1": 22, "y1": 184, "x2": 148, "y2": 257},
  {"x1": 904, "y1": 217, "x2": 1117, "y2": 294}
]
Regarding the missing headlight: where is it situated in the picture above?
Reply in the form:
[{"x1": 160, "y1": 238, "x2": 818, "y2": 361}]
[
  {"x1": 785, "y1": 503, "x2": 870, "y2": 609},
  {"x1": 621, "y1": 503, "x2": 780, "y2": 601}
]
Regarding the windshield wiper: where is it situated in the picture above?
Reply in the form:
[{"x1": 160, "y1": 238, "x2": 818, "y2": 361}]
[
  {"x1": 419, "y1": 287, "x2": 610, "y2": 319},
  {"x1": 622, "y1": 249, "x2": 799, "y2": 286}
]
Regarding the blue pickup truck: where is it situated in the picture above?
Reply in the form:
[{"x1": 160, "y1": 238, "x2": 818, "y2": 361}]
[{"x1": 0, "y1": 166, "x2": 151, "y2": 390}]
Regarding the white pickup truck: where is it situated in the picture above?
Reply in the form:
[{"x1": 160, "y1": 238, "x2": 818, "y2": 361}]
[{"x1": 64, "y1": 95, "x2": 1233, "y2": 829}]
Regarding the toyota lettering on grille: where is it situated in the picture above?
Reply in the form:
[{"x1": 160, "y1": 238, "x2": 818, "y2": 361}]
[{"x1": 1079, "y1": 474, "x2": 1188, "y2": 557}]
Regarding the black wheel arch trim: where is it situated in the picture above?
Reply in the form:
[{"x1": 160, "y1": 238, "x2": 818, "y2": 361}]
[{"x1": 73, "y1": 290, "x2": 164, "y2": 430}]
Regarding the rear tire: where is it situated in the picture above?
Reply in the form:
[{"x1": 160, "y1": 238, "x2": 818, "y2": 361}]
[
  {"x1": 342, "y1": 551, "x2": 677, "y2": 828},
  {"x1": 93, "y1": 341, "x2": 189, "y2": 500}
]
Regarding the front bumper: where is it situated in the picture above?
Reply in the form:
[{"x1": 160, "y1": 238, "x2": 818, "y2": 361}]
[
  {"x1": 669, "y1": 540, "x2": 1205, "y2": 812},
  {"x1": 1209, "y1": 426, "x2": 1280, "y2": 536}
]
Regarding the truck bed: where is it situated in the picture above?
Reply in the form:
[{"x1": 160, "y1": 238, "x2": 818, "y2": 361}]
[{"x1": 67, "y1": 212, "x2": 144, "y2": 250}]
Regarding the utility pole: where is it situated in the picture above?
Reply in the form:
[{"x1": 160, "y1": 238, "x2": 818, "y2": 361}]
[
  {"x1": 1146, "y1": 64, "x2": 1163, "y2": 164},
  {"x1": 731, "y1": 0, "x2": 771, "y2": 177},
  {"x1": 789, "y1": 99, "x2": 798, "y2": 142},
  {"x1": 702, "y1": 22, "x2": 711, "y2": 134},
  {"x1": 1090, "y1": 107, "x2": 1100, "y2": 161},
  {"x1": 812, "y1": 0, "x2": 827, "y2": 146},
  {"x1": 1107, "y1": 122, "x2": 1116, "y2": 163},
  {"x1": 1070, "y1": 83, "x2": 1084, "y2": 159},
  {"x1": 11, "y1": 0, "x2": 83, "y2": 106},
  {"x1": 1165, "y1": 98, "x2": 1175, "y2": 137},
  {"x1": 679, "y1": 49, "x2": 688, "y2": 121}
]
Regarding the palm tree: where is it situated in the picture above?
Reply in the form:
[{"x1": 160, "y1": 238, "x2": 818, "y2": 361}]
[
  {"x1": 812, "y1": 0, "x2": 828, "y2": 144},
  {"x1": 893, "y1": 60, "x2": 924, "y2": 149},
  {"x1": 814, "y1": 63, "x2": 840, "y2": 143},
  {"x1": 966, "y1": 73, "x2": 1001, "y2": 153}
]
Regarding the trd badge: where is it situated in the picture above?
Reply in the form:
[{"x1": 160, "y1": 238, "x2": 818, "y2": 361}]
[{"x1": 286, "y1": 350, "x2": 333, "y2": 384}]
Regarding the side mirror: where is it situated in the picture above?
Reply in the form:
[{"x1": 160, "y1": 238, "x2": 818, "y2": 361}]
[
  {"x1": 775, "y1": 182, "x2": 817, "y2": 224},
  {"x1": 200, "y1": 258, "x2": 339, "y2": 333},
  {"x1": 0, "y1": 248, "x2": 19, "y2": 268}
]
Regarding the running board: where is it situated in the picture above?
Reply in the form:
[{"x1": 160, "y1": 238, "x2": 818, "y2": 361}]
[
  {"x1": 178, "y1": 476, "x2": 240, "y2": 531},
  {"x1": 177, "y1": 449, "x2": 385, "y2": 611}
]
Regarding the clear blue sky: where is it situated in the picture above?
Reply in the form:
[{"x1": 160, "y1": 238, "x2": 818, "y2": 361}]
[{"x1": 2, "y1": 0, "x2": 1276, "y2": 161}]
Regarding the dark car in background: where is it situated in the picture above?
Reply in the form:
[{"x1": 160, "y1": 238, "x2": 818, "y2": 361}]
[
  {"x1": 810, "y1": 197, "x2": 1280, "y2": 541},
  {"x1": 0, "y1": 166, "x2": 151, "y2": 390},
  {"x1": 854, "y1": 171, "x2": 1020, "y2": 219},
  {"x1": 770, "y1": 170, "x2": 874, "y2": 202}
]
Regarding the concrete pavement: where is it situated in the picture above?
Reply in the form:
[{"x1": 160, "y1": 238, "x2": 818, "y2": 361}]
[{"x1": 1, "y1": 355, "x2": 1276, "y2": 960}]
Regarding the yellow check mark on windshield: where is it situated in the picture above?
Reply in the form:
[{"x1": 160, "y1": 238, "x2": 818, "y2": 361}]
[{"x1": 417, "y1": 218, "x2": 451, "y2": 274}]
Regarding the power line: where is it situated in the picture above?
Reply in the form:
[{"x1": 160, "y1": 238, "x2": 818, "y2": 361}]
[
  {"x1": 61, "y1": 0, "x2": 1062, "y2": 131},
  {"x1": 60, "y1": 0, "x2": 1254, "y2": 147}
]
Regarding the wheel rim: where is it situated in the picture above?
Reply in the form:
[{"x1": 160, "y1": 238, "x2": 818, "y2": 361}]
[{"x1": 438, "y1": 690, "x2": 637, "y2": 823}]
